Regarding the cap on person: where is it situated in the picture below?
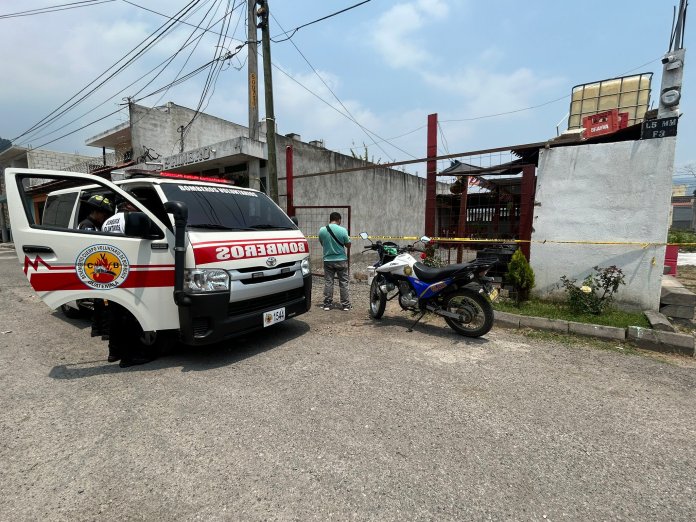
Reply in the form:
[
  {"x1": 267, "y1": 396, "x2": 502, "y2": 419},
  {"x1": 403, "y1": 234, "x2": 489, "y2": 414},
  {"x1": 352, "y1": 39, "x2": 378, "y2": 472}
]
[{"x1": 85, "y1": 194, "x2": 114, "y2": 213}]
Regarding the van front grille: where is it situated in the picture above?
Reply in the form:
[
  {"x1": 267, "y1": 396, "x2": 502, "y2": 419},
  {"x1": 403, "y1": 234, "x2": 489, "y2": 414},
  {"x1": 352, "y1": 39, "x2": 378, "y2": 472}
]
[
  {"x1": 240, "y1": 271, "x2": 295, "y2": 285},
  {"x1": 228, "y1": 287, "x2": 305, "y2": 316}
]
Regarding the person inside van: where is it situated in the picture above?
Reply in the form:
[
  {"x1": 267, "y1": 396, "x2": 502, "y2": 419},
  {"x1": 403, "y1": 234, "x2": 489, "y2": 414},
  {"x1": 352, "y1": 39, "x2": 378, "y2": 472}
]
[
  {"x1": 102, "y1": 194, "x2": 138, "y2": 234},
  {"x1": 77, "y1": 194, "x2": 114, "y2": 231}
]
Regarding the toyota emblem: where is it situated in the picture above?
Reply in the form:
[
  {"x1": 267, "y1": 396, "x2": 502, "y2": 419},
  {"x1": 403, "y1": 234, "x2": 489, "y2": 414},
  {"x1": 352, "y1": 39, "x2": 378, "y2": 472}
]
[{"x1": 266, "y1": 257, "x2": 277, "y2": 267}]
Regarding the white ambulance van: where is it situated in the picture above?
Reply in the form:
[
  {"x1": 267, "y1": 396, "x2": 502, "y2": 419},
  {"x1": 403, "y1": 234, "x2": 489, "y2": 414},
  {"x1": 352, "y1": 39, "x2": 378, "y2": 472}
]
[{"x1": 3, "y1": 168, "x2": 312, "y2": 348}]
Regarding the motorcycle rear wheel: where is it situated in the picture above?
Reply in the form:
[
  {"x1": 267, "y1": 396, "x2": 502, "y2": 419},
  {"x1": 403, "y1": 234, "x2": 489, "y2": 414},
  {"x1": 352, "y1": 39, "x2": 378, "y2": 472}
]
[
  {"x1": 443, "y1": 289, "x2": 493, "y2": 337},
  {"x1": 369, "y1": 277, "x2": 387, "y2": 319}
]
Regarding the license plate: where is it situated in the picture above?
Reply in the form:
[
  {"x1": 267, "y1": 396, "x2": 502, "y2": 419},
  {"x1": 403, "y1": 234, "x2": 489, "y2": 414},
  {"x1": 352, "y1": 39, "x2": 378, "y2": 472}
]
[
  {"x1": 488, "y1": 288, "x2": 499, "y2": 301},
  {"x1": 263, "y1": 307, "x2": 286, "y2": 327}
]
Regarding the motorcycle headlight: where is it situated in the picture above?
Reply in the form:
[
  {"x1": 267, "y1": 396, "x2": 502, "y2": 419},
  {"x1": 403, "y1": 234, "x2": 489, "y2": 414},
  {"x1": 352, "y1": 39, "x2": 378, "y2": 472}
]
[
  {"x1": 301, "y1": 256, "x2": 311, "y2": 276},
  {"x1": 184, "y1": 268, "x2": 230, "y2": 293}
]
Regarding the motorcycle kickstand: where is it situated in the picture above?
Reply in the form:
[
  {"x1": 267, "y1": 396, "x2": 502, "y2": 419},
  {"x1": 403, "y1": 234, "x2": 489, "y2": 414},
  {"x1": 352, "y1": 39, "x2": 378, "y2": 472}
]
[{"x1": 407, "y1": 311, "x2": 426, "y2": 332}]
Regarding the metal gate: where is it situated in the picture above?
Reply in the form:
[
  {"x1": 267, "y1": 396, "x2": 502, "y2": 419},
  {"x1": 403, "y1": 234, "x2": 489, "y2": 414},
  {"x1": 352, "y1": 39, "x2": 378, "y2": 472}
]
[{"x1": 294, "y1": 205, "x2": 351, "y2": 276}]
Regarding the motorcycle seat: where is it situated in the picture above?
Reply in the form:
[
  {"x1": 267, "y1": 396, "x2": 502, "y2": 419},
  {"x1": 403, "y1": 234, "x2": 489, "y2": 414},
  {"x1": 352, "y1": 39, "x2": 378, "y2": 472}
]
[{"x1": 413, "y1": 261, "x2": 471, "y2": 282}]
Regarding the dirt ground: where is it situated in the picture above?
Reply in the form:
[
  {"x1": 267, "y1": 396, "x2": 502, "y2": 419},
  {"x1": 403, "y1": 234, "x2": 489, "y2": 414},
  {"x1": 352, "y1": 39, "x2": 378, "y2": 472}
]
[{"x1": 676, "y1": 265, "x2": 696, "y2": 293}]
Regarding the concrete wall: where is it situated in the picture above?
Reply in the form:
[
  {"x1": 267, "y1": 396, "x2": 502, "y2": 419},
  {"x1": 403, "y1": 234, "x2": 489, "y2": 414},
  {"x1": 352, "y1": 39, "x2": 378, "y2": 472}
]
[
  {"x1": 530, "y1": 138, "x2": 676, "y2": 311},
  {"x1": 130, "y1": 103, "x2": 248, "y2": 161},
  {"x1": 276, "y1": 136, "x2": 448, "y2": 237},
  {"x1": 26, "y1": 150, "x2": 94, "y2": 171}
]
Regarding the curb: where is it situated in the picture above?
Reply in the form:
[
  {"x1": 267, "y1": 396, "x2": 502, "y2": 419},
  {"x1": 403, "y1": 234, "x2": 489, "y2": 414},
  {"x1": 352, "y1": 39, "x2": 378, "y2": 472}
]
[{"x1": 494, "y1": 310, "x2": 695, "y2": 357}]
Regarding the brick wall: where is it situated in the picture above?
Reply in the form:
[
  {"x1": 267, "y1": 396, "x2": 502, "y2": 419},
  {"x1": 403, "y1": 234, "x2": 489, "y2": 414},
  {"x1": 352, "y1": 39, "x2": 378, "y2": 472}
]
[{"x1": 27, "y1": 150, "x2": 95, "y2": 171}]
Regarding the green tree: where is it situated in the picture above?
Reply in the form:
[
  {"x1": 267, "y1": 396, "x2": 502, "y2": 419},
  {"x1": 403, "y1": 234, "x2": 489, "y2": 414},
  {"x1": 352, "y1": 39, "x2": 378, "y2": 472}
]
[{"x1": 0, "y1": 137, "x2": 10, "y2": 152}]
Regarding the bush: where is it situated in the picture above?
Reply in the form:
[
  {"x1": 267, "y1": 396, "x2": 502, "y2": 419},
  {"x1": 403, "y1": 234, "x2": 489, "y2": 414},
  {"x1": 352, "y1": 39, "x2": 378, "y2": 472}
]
[
  {"x1": 560, "y1": 265, "x2": 625, "y2": 315},
  {"x1": 668, "y1": 228, "x2": 696, "y2": 252},
  {"x1": 507, "y1": 249, "x2": 535, "y2": 304}
]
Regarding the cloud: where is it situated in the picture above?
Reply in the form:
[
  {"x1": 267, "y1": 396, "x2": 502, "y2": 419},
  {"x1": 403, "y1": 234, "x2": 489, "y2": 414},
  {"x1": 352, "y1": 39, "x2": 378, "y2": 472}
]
[
  {"x1": 422, "y1": 66, "x2": 565, "y2": 115},
  {"x1": 370, "y1": 0, "x2": 450, "y2": 69}
]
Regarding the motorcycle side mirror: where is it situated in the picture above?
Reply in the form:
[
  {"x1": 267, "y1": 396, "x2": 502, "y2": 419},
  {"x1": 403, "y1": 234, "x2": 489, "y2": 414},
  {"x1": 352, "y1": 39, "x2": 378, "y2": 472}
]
[
  {"x1": 359, "y1": 232, "x2": 369, "y2": 240},
  {"x1": 420, "y1": 236, "x2": 431, "y2": 243}
]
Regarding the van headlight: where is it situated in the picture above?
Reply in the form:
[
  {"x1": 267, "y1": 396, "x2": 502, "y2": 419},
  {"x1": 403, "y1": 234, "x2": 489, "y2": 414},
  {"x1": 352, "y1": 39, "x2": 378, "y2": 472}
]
[
  {"x1": 184, "y1": 269, "x2": 230, "y2": 293},
  {"x1": 301, "y1": 256, "x2": 311, "y2": 276}
]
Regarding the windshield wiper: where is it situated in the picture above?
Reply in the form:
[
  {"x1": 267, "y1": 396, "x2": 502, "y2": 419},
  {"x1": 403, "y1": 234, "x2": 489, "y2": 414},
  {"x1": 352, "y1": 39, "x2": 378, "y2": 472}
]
[
  {"x1": 187, "y1": 223, "x2": 252, "y2": 231},
  {"x1": 247, "y1": 224, "x2": 295, "y2": 230}
]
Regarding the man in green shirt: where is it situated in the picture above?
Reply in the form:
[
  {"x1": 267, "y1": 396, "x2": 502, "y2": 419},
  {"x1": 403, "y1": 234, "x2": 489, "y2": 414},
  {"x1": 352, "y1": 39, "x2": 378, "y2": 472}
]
[{"x1": 318, "y1": 212, "x2": 351, "y2": 310}]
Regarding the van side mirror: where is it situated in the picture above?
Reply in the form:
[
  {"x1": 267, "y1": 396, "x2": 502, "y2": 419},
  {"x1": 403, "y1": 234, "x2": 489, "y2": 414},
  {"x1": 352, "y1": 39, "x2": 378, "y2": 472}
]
[
  {"x1": 124, "y1": 212, "x2": 163, "y2": 239},
  {"x1": 290, "y1": 216, "x2": 299, "y2": 226}
]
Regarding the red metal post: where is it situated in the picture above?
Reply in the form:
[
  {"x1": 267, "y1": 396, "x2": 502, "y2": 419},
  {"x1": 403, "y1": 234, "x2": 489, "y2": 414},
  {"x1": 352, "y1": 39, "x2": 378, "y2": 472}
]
[
  {"x1": 285, "y1": 145, "x2": 294, "y2": 216},
  {"x1": 424, "y1": 113, "x2": 438, "y2": 236},
  {"x1": 518, "y1": 164, "x2": 535, "y2": 260},
  {"x1": 456, "y1": 177, "x2": 468, "y2": 263}
]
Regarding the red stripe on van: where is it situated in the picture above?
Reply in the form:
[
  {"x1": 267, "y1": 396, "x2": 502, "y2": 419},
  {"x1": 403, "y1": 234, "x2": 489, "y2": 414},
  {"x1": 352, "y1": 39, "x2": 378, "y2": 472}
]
[{"x1": 193, "y1": 240, "x2": 309, "y2": 265}]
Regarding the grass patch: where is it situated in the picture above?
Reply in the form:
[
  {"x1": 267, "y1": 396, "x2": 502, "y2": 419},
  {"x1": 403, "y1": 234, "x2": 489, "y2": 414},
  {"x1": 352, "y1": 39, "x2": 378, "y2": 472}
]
[
  {"x1": 521, "y1": 329, "x2": 641, "y2": 355},
  {"x1": 494, "y1": 297, "x2": 650, "y2": 329}
]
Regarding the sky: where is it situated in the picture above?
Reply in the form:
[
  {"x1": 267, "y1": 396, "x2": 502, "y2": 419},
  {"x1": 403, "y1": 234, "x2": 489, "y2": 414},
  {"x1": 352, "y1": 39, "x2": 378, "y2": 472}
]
[{"x1": 0, "y1": 0, "x2": 693, "y2": 182}]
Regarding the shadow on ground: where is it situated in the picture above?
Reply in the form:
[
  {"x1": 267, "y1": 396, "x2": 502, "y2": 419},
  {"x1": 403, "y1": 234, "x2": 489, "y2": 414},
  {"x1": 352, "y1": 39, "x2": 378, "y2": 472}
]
[
  {"x1": 349, "y1": 311, "x2": 494, "y2": 347},
  {"x1": 48, "y1": 319, "x2": 311, "y2": 380}
]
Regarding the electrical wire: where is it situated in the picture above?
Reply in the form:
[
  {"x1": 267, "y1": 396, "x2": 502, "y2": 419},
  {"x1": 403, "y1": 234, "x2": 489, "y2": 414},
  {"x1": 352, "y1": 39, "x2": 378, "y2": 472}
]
[
  {"x1": 181, "y1": 0, "x2": 239, "y2": 144},
  {"x1": 270, "y1": 12, "x2": 412, "y2": 162},
  {"x1": 13, "y1": 0, "x2": 204, "y2": 143},
  {"x1": 27, "y1": 48, "x2": 242, "y2": 151},
  {"x1": 25, "y1": 4, "x2": 236, "y2": 146},
  {"x1": 121, "y1": 0, "x2": 243, "y2": 44},
  {"x1": 440, "y1": 58, "x2": 662, "y2": 125},
  {"x1": 0, "y1": 0, "x2": 114, "y2": 19},
  {"x1": 437, "y1": 122, "x2": 450, "y2": 155},
  {"x1": 270, "y1": 0, "x2": 372, "y2": 43}
]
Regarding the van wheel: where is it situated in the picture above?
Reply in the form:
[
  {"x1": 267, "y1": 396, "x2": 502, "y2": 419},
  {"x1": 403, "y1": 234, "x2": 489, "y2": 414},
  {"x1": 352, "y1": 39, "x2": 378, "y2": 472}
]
[{"x1": 60, "y1": 303, "x2": 83, "y2": 319}]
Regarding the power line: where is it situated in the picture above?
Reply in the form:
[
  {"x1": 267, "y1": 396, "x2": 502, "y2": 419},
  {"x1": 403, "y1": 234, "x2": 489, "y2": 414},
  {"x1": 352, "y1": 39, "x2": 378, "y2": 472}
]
[
  {"x1": 25, "y1": 5, "x2": 236, "y2": 145},
  {"x1": 181, "y1": 0, "x2": 242, "y2": 144},
  {"x1": 13, "y1": 0, "x2": 204, "y2": 143},
  {"x1": 271, "y1": 0, "x2": 372, "y2": 43},
  {"x1": 121, "y1": 0, "x2": 243, "y2": 44},
  {"x1": 0, "y1": 0, "x2": 115, "y2": 19},
  {"x1": 28, "y1": 50, "x2": 241, "y2": 151},
  {"x1": 270, "y1": 12, "x2": 412, "y2": 161},
  {"x1": 441, "y1": 94, "x2": 570, "y2": 124},
  {"x1": 31, "y1": 108, "x2": 125, "y2": 150}
]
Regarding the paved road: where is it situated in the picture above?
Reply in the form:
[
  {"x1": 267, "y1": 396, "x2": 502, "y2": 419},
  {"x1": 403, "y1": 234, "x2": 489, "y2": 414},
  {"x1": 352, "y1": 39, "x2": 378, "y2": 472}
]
[{"x1": 1, "y1": 246, "x2": 696, "y2": 521}]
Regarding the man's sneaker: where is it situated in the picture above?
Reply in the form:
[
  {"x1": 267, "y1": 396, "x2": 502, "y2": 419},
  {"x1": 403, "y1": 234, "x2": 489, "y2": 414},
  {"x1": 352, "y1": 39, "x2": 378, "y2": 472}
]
[
  {"x1": 323, "y1": 304, "x2": 331, "y2": 311},
  {"x1": 342, "y1": 304, "x2": 352, "y2": 311}
]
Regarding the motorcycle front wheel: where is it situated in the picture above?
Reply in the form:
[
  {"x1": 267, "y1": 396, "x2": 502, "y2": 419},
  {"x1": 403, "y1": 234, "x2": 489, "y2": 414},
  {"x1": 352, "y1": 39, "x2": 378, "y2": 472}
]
[
  {"x1": 442, "y1": 289, "x2": 494, "y2": 337},
  {"x1": 369, "y1": 276, "x2": 387, "y2": 319}
]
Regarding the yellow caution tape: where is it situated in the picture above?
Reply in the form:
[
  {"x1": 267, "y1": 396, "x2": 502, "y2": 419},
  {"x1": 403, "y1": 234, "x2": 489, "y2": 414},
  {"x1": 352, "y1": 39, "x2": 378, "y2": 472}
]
[{"x1": 304, "y1": 235, "x2": 696, "y2": 247}]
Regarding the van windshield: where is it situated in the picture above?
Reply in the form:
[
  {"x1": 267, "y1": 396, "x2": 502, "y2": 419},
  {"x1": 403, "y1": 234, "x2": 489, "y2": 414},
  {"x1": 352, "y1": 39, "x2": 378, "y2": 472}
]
[{"x1": 159, "y1": 184, "x2": 297, "y2": 231}]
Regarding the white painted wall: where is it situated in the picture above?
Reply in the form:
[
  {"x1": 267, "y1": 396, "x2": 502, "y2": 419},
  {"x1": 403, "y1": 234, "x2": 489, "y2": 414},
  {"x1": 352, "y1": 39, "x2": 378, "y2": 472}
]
[{"x1": 530, "y1": 138, "x2": 676, "y2": 310}]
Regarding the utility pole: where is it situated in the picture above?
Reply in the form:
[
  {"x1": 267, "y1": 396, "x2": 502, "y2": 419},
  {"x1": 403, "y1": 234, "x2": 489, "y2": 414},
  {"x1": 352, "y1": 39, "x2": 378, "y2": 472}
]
[
  {"x1": 247, "y1": 0, "x2": 261, "y2": 190},
  {"x1": 257, "y1": 0, "x2": 278, "y2": 203},
  {"x1": 658, "y1": 0, "x2": 688, "y2": 119}
]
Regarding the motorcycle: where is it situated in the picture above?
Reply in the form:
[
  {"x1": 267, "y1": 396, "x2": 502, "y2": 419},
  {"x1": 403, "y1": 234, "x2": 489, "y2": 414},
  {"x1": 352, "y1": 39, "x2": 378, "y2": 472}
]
[{"x1": 360, "y1": 232, "x2": 499, "y2": 337}]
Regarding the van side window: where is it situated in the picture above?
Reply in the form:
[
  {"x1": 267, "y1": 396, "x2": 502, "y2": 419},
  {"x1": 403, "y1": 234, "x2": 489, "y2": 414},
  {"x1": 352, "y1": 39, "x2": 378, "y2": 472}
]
[
  {"x1": 128, "y1": 186, "x2": 172, "y2": 231},
  {"x1": 42, "y1": 192, "x2": 78, "y2": 228}
]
